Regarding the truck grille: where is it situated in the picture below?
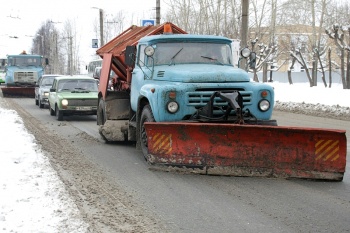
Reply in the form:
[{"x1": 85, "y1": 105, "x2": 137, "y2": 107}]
[
  {"x1": 14, "y1": 72, "x2": 36, "y2": 82},
  {"x1": 68, "y1": 99, "x2": 98, "y2": 106},
  {"x1": 186, "y1": 88, "x2": 252, "y2": 108}
]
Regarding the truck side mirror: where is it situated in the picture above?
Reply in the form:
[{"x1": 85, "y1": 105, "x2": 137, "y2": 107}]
[{"x1": 125, "y1": 45, "x2": 136, "y2": 67}]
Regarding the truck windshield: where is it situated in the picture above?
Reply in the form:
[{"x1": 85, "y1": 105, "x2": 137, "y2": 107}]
[
  {"x1": 150, "y1": 42, "x2": 232, "y2": 66},
  {"x1": 8, "y1": 57, "x2": 42, "y2": 66}
]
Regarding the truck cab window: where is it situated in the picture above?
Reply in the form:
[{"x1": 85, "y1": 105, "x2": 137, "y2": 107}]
[{"x1": 138, "y1": 45, "x2": 146, "y2": 67}]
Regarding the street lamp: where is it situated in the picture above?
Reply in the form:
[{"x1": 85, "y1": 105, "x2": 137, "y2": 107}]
[{"x1": 92, "y1": 7, "x2": 104, "y2": 47}]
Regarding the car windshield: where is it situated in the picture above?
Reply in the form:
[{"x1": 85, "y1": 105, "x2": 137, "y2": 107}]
[
  {"x1": 41, "y1": 77, "x2": 55, "y2": 86},
  {"x1": 149, "y1": 42, "x2": 232, "y2": 66},
  {"x1": 58, "y1": 79, "x2": 98, "y2": 92}
]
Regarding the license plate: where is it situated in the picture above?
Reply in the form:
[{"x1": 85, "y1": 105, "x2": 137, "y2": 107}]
[{"x1": 76, "y1": 106, "x2": 92, "y2": 110}]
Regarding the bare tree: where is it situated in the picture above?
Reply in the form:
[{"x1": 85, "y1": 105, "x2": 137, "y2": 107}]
[
  {"x1": 31, "y1": 20, "x2": 65, "y2": 75},
  {"x1": 60, "y1": 20, "x2": 80, "y2": 75},
  {"x1": 326, "y1": 24, "x2": 350, "y2": 89},
  {"x1": 164, "y1": 0, "x2": 242, "y2": 38},
  {"x1": 104, "y1": 11, "x2": 127, "y2": 41}
]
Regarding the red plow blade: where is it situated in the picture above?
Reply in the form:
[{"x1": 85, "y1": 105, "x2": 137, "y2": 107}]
[
  {"x1": 145, "y1": 123, "x2": 347, "y2": 181},
  {"x1": 1, "y1": 87, "x2": 35, "y2": 98}
]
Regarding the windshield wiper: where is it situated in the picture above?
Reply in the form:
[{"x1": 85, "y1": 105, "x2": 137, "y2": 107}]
[
  {"x1": 201, "y1": 56, "x2": 224, "y2": 65},
  {"x1": 169, "y1": 48, "x2": 183, "y2": 66},
  {"x1": 72, "y1": 88, "x2": 90, "y2": 93},
  {"x1": 71, "y1": 90, "x2": 90, "y2": 93}
]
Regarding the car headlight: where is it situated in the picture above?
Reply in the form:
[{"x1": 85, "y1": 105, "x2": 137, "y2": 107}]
[
  {"x1": 44, "y1": 92, "x2": 49, "y2": 97},
  {"x1": 167, "y1": 101, "x2": 179, "y2": 113},
  {"x1": 258, "y1": 99, "x2": 270, "y2": 112},
  {"x1": 61, "y1": 99, "x2": 69, "y2": 107}
]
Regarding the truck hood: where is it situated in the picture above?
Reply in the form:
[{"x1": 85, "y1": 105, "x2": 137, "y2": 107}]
[
  {"x1": 151, "y1": 64, "x2": 250, "y2": 82},
  {"x1": 8, "y1": 67, "x2": 42, "y2": 72}
]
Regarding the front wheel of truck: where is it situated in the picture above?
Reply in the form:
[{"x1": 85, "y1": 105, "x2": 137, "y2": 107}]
[
  {"x1": 140, "y1": 105, "x2": 154, "y2": 161},
  {"x1": 97, "y1": 99, "x2": 107, "y2": 125}
]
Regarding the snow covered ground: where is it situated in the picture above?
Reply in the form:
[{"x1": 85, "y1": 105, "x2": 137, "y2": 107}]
[
  {"x1": 0, "y1": 104, "x2": 89, "y2": 232},
  {"x1": 0, "y1": 81, "x2": 349, "y2": 232}
]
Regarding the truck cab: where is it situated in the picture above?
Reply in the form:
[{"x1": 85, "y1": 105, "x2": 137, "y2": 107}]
[
  {"x1": 5, "y1": 53, "x2": 46, "y2": 87},
  {"x1": 128, "y1": 34, "x2": 275, "y2": 125}
]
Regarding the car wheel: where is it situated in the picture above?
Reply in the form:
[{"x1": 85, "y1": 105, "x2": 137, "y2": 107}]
[
  {"x1": 49, "y1": 103, "x2": 55, "y2": 116},
  {"x1": 140, "y1": 105, "x2": 154, "y2": 161},
  {"x1": 39, "y1": 98, "x2": 44, "y2": 109},
  {"x1": 55, "y1": 105, "x2": 63, "y2": 121}
]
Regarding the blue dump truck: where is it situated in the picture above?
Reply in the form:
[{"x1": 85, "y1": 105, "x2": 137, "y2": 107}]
[
  {"x1": 1, "y1": 51, "x2": 48, "y2": 97},
  {"x1": 96, "y1": 23, "x2": 347, "y2": 180}
]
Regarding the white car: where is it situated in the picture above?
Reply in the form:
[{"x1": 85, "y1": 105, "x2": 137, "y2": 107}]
[{"x1": 35, "y1": 74, "x2": 62, "y2": 108}]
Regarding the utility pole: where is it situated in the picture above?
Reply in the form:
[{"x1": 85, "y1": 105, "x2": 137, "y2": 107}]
[
  {"x1": 99, "y1": 8, "x2": 104, "y2": 46},
  {"x1": 92, "y1": 7, "x2": 104, "y2": 47},
  {"x1": 240, "y1": 0, "x2": 249, "y2": 68},
  {"x1": 269, "y1": 0, "x2": 277, "y2": 82},
  {"x1": 156, "y1": 0, "x2": 160, "y2": 25},
  {"x1": 69, "y1": 36, "x2": 73, "y2": 75}
]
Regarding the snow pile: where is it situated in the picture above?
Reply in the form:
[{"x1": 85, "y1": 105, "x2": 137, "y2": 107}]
[
  {"x1": 269, "y1": 82, "x2": 350, "y2": 121},
  {"x1": 0, "y1": 107, "x2": 89, "y2": 233}
]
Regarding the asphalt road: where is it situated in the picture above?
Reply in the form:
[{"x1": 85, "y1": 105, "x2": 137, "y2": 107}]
[{"x1": 7, "y1": 98, "x2": 350, "y2": 233}]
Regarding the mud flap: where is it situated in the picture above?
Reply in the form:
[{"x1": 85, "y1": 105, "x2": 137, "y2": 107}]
[
  {"x1": 1, "y1": 87, "x2": 35, "y2": 98},
  {"x1": 145, "y1": 122, "x2": 347, "y2": 181}
]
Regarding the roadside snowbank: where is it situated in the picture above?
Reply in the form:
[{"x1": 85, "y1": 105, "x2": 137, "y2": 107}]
[{"x1": 0, "y1": 106, "x2": 89, "y2": 233}]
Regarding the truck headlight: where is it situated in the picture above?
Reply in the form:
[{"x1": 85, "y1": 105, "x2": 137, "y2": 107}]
[
  {"x1": 167, "y1": 101, "x2": 179, "y2": 113},
  {"x1": 240, "y1": 47, "x2": 251, "y2": 58},
  {"x1": 61, "y1": 99, "x2": 69, "y2": 107},
  {"x1": 258, "y1": 99, "x2": 270, "y2": 112},
  {"x1": 44, "y1": 92, "x2": 49, "y2": 97}
]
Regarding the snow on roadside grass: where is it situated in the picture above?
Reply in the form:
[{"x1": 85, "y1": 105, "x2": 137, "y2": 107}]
[
  {"x1": 268, "y1": 82, "x2": 350, "y2": 108},
  {"x1": 0, "y1": 108, "x2": 89, "y2": 233}
]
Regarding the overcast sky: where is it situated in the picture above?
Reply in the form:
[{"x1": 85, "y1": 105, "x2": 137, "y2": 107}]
[{"x1": 0, "y1": 0, "x2": 162, "y2": 62}]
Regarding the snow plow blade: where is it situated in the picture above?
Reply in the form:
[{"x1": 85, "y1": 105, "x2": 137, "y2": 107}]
[
  {"x1": 1, "y1": 87, "x2": 35, "y2": 98},
  {"x1": 145, "y1": 123, "x2": 347, "y2": 181}
]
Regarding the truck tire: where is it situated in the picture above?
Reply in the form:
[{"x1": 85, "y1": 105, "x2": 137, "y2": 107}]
[
  {"x1": 140, "y1": 105, "x2": 155, "y2": 160},
  {"x1": 55, "y1": 105, "x2": 63, "y2": 121},
  {"x1": 97, "y1": 99, "x2": 107, "y2": 125}
]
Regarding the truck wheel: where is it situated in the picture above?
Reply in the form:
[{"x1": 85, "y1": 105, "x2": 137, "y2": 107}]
[
  {"x1": 140, "y1": 105, "x2": 155, "y2": 160},
  {"x1": 97, "y1": 99, "x2": 107, "y2": 125},
  {"x1": 55, "y1": 105, "x2": 63, "y2": 121}
]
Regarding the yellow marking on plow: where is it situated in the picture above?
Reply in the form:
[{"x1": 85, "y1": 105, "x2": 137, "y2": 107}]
[
  {"x1": 315, "y1": 139, "x2": 339, "y2": 161},
  {"x1": 151, "y1": 133, "x2": 172, "y2": 155}
]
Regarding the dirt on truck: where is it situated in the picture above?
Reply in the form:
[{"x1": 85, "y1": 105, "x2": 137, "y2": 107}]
[{"x1": 96, "y1": 22, "x2": 347, "y2": 181}]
